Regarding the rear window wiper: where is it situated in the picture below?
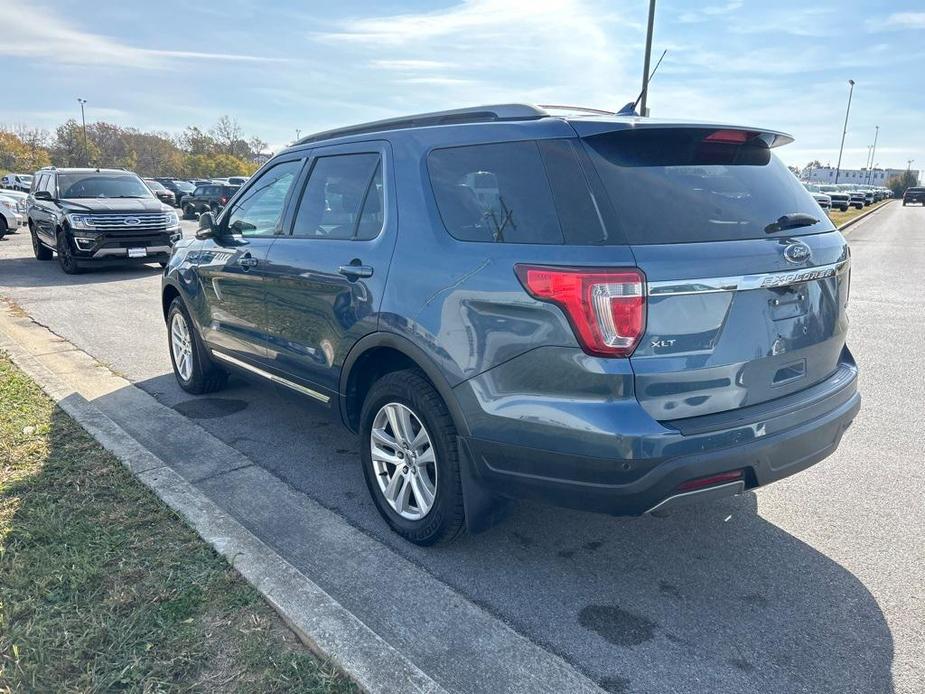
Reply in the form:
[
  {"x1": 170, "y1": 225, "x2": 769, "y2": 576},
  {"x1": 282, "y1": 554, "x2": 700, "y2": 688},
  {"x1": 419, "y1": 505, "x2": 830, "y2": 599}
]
[{"x1": 764, "y1": 213, "x2": 819, "y2": 234}]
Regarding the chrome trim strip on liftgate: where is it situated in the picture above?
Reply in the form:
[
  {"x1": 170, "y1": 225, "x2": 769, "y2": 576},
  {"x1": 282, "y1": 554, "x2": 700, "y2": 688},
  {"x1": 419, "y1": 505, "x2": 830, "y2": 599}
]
[
  {"x1": 647, "y1": 260, "x2": 850, "y2": 297},
  {"x1": 210, "y1": 350, "x2": 331, "y2": 403}
]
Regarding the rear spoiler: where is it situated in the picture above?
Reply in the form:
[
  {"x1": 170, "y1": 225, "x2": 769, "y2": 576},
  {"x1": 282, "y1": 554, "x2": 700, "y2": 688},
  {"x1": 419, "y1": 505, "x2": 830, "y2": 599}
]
[{"x1": 568, "y1": 119, "x2": 794, "y2": 149}]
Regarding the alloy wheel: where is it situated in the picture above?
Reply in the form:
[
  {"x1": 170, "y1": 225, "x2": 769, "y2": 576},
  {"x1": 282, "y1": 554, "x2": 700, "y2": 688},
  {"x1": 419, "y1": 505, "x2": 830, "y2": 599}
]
[
  {"x1": 370, "y1": 402, "x2": 437, "y2": 520},
  {"x1": 170, "y1": 312, "x2": 194, "y2": 382}
]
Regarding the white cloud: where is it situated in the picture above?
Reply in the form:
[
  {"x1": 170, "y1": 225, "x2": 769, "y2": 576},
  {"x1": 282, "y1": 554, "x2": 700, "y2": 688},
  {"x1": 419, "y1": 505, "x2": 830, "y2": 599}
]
[
  {"x1": 0, "y1": 5, "x2": 289, "y2": 68},
  {"x1": 314, "y1": 0, "x2": 636, "y2": 111},
  {"x1": 880, "y1": 12, "x2": 925, "y2": 29}
]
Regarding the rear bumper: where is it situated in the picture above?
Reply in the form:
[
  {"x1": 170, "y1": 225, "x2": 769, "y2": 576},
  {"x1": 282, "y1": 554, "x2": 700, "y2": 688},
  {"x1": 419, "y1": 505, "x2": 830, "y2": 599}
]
[{"x1": 461, "y1": 357, "x2": 859, "y2": 516}]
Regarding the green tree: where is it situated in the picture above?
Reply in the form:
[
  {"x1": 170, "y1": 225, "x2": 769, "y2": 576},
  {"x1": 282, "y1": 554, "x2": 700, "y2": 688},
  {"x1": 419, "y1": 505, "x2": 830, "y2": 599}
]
[
  {"x1": 0, "y1": 130, "x2": 51, "y2": 171},
  {"x1": 887, "y1": 170, "x2": 919, "y2": 198},
  {"x1": 52, "y1": 120, "x2": 99, "y2": 167}
]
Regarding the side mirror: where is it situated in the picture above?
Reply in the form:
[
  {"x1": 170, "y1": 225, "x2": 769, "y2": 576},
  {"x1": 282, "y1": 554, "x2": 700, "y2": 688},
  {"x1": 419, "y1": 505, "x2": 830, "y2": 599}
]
[
  {"x1": 33, "y1": 190, "x2": 52, "y2": 201},
  {"x1": 195, "y1": 211, "x2": 216, "y2": 239}
]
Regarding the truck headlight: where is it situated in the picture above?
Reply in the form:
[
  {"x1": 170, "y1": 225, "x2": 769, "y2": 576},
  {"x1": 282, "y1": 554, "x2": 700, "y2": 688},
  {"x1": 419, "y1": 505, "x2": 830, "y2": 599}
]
[
  {"x1": 66, "y1": 213, "x2": 95, "y2": 230},
  {"x1": 165, "y1": 211, "x2": 180, "y2": 229}
]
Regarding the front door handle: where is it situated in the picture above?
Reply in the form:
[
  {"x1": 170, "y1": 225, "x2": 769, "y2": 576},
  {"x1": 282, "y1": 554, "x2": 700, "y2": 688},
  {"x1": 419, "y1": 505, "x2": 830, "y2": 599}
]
[
  {"x1": 238, "y1": 255, "x2": 258, "y2": 269},
  {"x1": 338, "y1": 264, "x2": 374, "y2": 279}
]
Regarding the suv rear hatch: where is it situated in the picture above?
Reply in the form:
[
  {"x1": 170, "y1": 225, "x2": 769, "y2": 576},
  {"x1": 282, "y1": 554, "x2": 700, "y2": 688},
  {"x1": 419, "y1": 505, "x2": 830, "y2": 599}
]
[{"x1": 577, "y1": 124, "x2": 851, "y2": 422}]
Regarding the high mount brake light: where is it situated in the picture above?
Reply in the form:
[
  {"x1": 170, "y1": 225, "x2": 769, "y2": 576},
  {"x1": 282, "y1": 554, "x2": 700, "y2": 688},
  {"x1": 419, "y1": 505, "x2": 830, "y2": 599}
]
[
  {"x1": 703, "y1": 129, "x2": 753, "y2": 144},
  {"x1": 515, "y1": 265, "x2": 646, "y2": 358}
]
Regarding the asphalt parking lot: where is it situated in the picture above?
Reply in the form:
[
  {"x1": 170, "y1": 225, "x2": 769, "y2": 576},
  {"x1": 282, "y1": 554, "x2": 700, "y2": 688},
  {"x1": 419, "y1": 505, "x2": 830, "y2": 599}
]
[{"x1": 1, "y1": 204, "x2": 922, "y2": 693}]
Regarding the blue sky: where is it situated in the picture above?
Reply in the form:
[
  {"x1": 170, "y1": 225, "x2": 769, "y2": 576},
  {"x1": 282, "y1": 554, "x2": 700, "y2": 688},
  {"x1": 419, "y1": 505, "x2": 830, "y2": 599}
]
[{"x1": 2, "y1": 0, "x2": 923, "y2": 173}]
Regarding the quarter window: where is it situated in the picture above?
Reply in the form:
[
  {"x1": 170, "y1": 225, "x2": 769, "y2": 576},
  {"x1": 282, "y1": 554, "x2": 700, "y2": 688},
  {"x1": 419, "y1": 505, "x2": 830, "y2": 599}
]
[
  {"x1": 225, "y1": 160, "x2": 302, "y2": 238},
  {"x1": 291, "y1": 153, "x2": 382, "y2": 240},
  {"x1": 427, "y1": 141, "x2": 567, "y2": 244}
]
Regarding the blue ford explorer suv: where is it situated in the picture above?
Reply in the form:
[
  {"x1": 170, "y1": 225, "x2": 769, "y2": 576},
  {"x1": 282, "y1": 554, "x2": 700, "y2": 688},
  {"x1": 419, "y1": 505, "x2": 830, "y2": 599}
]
[{"x1": 162, "y1": 104, "x2": 860, "y2": 545}]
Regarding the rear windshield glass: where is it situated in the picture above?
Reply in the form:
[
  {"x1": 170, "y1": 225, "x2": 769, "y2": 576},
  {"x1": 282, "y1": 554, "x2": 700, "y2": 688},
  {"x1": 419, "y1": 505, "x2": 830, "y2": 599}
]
[
  {"x1": 583, "y1": 128, "x2": 835, "y2": 244},
  {"x1": 58, "y1": 174, "x2": 153, "y2": 199},
  {"x1": 427, "y1": 140, "x2": 606, "y2": 244}
]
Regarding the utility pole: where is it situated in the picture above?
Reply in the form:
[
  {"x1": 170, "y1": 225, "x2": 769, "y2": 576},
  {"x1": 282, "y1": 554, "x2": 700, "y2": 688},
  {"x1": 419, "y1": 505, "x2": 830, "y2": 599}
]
[
  {"x1": 867, "y1": 125, "x2": 879, "y2": 185},
  {"x1": 834, "y1": 80, "x2": 855, "y2": 184},
  {"x1": 639, "y1": 0, "x2": 657, "y2": 116},
  {"x1": 77, "y1": 98, "x2": 89, "y2": 166}
]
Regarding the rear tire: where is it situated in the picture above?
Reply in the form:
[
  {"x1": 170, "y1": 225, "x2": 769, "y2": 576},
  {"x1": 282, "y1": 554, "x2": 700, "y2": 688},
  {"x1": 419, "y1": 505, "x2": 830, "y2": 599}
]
[
  {"x1": 167, "y1": 297, "x2": 228, "y2": 394},
  {"x1": 360, "y1": 369, "x2": 465, "y2": 546},
  {"x1": 56, "y1": 230, "x2": 82, "y2": 274}
]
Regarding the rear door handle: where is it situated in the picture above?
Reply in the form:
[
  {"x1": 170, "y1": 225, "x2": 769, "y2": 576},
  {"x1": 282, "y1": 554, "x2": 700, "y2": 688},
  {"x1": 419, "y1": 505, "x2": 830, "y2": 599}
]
[{"x1": 338, "y1": 264, "x2": 374, "y2": 279}]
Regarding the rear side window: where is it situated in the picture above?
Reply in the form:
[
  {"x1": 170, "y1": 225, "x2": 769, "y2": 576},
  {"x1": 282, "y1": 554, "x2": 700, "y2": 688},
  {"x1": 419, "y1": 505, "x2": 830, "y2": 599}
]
[
  {"x1": 428, "y1": 142, "x2": 561, "y2": 243},
  {"x1": 583, "y1": 128, "x2": 836, "y2": 244},
  {"x1": 291, "y1": 153, "x2": 381, "y2": 240},
  {"x1": 428, "y1": 140, "x2": 608, "y2": 245}
]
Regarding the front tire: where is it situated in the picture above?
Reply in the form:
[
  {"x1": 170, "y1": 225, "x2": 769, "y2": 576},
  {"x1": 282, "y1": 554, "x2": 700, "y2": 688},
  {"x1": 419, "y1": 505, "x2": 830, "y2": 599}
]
[
  {"x1": 167, "y1": 297, "x2": 228, "y2": 394},
  {"x1": 56, "y1": 230, "x2": 82, "y2": 274},
  {"x1": 0, "y1": 216, "x2": 7, "y2": 240},
  {"x1": 183, "y1": 204, "x2": 196, "y2": 220},
  {"x1": 30, "y1": 225, "x2": 53, "y2": 260},
  {"x1": 360, "y1": 369, "x2": 465, "y2": 546}
]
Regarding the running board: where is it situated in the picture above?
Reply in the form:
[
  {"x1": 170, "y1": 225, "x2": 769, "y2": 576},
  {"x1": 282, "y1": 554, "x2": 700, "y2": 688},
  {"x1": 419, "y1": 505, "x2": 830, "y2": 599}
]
[{"x1": 645, "y1": 480, "x2": 745, "y2": 517}]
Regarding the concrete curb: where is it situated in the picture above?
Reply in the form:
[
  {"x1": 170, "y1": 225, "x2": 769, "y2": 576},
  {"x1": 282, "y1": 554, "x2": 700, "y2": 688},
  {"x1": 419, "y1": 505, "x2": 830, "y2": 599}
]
[
  {"x1": 0, "y1": 306, "x2": 445, "y2": 694},
  {"x1": 839, "y1": 199, "x2": 895, "y2": 234},
  {"x1": 0, "y1": 303, "x2": 607, "y2": 694}
]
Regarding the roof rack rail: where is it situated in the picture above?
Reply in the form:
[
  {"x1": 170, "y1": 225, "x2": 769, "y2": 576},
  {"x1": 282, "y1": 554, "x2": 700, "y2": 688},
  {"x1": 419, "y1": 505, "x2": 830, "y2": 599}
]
[
  {"x1": 294, "y1": 104, "x2": 548, "y2": 146},
  {"x1": 537, "y1": 104, "x2": 618, "y2": 116}
]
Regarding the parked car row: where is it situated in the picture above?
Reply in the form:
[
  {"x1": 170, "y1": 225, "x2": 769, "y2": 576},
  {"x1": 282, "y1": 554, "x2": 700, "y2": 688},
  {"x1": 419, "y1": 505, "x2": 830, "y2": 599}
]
[
  {"x1": 143, "y1": 176, "x2": 250, "y2": 211},
  {"x1": 0, "y1": 188, "x2": 28, "y2": 238},
  {"x1": 1, "y1": 172, "x2": 34, "y2": 192},
  {"x1": 802, "y1": 182, "x2": 892, "y2": 212}
]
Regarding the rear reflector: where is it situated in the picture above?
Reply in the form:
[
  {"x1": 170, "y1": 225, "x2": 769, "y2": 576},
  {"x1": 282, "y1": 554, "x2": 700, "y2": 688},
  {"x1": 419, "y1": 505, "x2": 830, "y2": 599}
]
[
  {"x1": 515, "y1": 265, "x2": 646, "y2": 357},
  {"x1": 676, "y1": 470, "x2": 744, "y2": 493}
]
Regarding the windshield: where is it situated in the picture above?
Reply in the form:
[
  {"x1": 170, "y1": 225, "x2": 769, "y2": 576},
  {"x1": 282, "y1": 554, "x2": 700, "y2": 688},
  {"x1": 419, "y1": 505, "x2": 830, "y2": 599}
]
[
  {"x1": 19, "y1": 175, "x2": 33, "y2": 183},
  {"x1": 58, "y1": 174, "x2": 153, "y2": 199},
  {"x1": 172, "y1": 180, "x2": 195, "y2": 192}
]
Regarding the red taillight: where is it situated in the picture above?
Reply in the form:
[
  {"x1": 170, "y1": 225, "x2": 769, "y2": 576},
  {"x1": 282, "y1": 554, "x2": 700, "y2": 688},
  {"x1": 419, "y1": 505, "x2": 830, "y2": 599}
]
[
  {"x1": 676, "y1": 470, "x2": 743, "y2": 493},
  {"x1": 515, "y1": 265, "x2": 646, "y2": 357}
]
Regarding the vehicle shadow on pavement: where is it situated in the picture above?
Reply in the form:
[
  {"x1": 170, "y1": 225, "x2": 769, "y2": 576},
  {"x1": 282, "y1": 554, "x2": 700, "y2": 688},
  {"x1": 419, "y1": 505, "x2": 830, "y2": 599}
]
[
  {"x1": 0, "y1": 255, "x2": 163, "y2": 288},
  {"x1": 112, "y1": 372, "x2": 895, "y2": 694}
]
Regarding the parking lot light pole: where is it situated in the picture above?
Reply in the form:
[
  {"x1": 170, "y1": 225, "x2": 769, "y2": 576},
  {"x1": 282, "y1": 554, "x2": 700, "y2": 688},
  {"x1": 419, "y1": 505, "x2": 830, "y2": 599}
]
[
  {"x1": 867, "y1": 125, "x2": 879, "y2": 185},
  {"x1": 639, "y1": 0, "x2": 657, "y2": 116},
  {"x1": 834, "y1": 79, "x2": 855, "y2": 185},
  {"x1": 77, "y1": 98, "x2": 89, "y2": 166}
]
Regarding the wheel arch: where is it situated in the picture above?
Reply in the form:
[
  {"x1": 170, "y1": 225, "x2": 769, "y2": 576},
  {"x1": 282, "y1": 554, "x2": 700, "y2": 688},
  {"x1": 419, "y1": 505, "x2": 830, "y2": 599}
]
[{"x1": 340, "y1": 332, "x2": 470, "y2": 437}]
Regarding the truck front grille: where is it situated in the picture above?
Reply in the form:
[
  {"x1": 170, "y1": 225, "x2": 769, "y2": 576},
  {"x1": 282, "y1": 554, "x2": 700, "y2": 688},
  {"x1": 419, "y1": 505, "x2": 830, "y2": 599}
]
[{"x1": 87, "y1": 213, "x2": 172, "y2": 232}]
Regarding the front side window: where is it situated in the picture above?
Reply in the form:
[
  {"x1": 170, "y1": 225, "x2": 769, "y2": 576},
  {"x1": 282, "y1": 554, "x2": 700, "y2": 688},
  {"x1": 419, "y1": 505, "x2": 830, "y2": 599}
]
[
  {"x1": 291, "y1": 153, "x2": 382, "y2": 240},
  {"x1": 57, "y1": 174, "x2": 152, "y2": 199},
  {"x1": 225, "y1": 159, "x2": 302, "y2": 237}
]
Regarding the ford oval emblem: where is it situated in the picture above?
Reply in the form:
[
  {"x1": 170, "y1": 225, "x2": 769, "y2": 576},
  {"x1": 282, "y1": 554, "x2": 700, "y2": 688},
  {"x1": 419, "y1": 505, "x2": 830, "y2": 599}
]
[
  {"x1": 783, "y1": 241, "x2": 811, "y2": 264},
  {"x1": 124, "y1": 217, "x2": 141, "y2": 226}
]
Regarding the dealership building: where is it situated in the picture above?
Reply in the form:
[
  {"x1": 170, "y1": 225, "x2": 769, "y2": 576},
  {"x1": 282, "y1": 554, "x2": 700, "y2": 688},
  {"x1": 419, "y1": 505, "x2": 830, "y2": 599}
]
[{"x1": 802, "y1": 166, "x2": 916, "y2": 185}]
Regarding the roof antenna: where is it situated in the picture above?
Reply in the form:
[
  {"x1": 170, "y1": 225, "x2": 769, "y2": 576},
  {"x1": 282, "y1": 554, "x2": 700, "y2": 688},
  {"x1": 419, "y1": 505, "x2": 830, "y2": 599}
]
[{"x1": 618, "y1": 49, "x2": 668, "y2": 116}]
